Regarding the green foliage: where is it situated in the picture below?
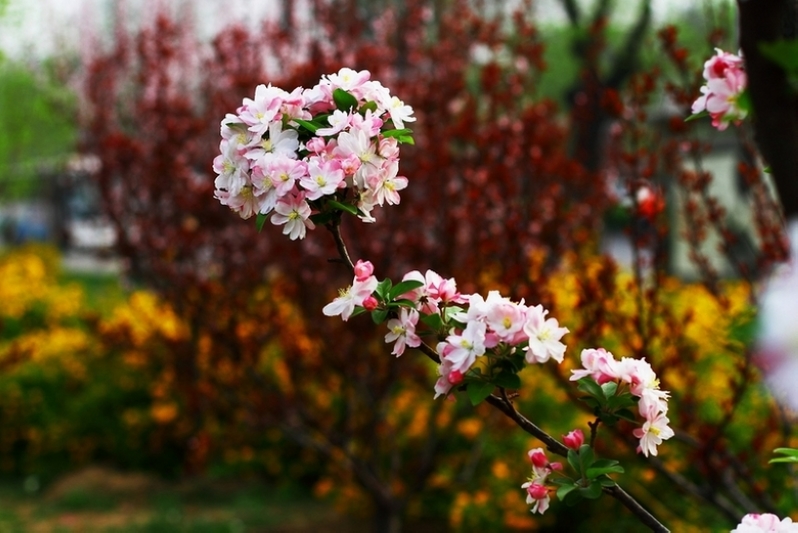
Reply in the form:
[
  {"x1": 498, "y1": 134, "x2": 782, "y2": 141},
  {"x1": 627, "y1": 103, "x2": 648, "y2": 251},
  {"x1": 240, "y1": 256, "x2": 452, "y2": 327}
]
[{"x1": 0, "y1": 61, "x2": 77, "y2": 199}]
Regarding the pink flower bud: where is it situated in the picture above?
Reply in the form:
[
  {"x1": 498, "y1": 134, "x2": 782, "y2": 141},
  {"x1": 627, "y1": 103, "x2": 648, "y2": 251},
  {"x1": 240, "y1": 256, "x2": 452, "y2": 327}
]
[
  {"x1": 549, "y1": 462, "x2": 563, "y2": 471},
  {"x1": 305, "y1": 137, "x2": 326, "y2": 154},
  {"x1": 563, "y1": 429, "x2": 584, "y2": 450},
  {"x1": 528, "y1": 448, "x2": 548, "y2": 468},
  {"x1": 362, "y1": 296, "x2": 378, "y2": 311},
  {"x1": 448, "y1": 370, "x2": 464, "y2": 385},
  {"x1": 354, "y1": 260, "x2": 374, "y2": 281},
  {"x1": 526, "y1": 483, "x2": 548, "y2": 500}
]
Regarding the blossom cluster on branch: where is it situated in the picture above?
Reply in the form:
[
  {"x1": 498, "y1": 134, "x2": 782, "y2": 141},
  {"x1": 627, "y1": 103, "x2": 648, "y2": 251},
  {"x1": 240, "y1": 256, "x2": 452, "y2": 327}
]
[{"x1": 213, "y1": 68, "x2": 415, "y2": 237}]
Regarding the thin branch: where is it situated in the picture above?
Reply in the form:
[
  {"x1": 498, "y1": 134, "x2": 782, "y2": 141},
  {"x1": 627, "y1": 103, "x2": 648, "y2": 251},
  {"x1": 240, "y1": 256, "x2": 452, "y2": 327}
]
[{"x1": 326, "y1": 217, "x2": 355, "y2": 271}]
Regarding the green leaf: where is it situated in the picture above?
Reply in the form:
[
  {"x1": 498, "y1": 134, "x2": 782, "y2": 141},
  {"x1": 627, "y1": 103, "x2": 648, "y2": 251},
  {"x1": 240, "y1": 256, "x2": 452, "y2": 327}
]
[
  {"x1": 587, "y1": 465, "x2": 625, "y2": 478},
  {"x1": 256, "y1": 213, "x2": 268, "y2": 232},
  {"x1": 327, "y1": 199, "x2": 359, "y2": 216},
  {"x1": 381, "y1": 128, "x2": 414, "y2": 139},
  {"x1": 567, "y1": 449, "x2": 580, "y2": 474},
  {"x1": 390, "y1": 298, "x2": 418, "y2": 309},
  {"x1": 576, "y1": 378, "x2": 605, "y2": 402},
  {"x1": 769, "y1": 457, "x2": 798, "y2": 464},
  {"x1": 600, "y1": 381, "x2": 617, "y2": 398},
  {"x1": 736, "y1": 89, "x2": 752, "y2": 114},
  {"x1": 556, "y1": 484, "x2": 578, "y2": 501},
  {"x1": 770, "y1": 448, "x2": 798, "y2": 464},
  {"x1": 467, "y1": 382, "x2": 494, "y2": 406},
  {"x1": 578, "y1": 480, "x2": 603, "y2": 500},
  {"x1": 763, "y1": 166, "x2": 772, "y2": 174},
  {"x1": 493, "y1": 371, "x2": 521, "y2": 390},
  {"x1": 359, "y1": 101, "x2": 378, "y2": 113},
  {"x1": 684, "y1": 110, "x2": 709, "y2": 122},
  {"x1": 773, "y1": 447, "x2": 798, "y2": 456},
  {"x1": 333, "y1": 88, "x2": 358, "y2": 111},
  {"x1": 420, "y1": 312, "x2": 443, "y2": 331},
  {"x1": 372, "y1": 309, "x2": 388, "y2": 325},
  {"x1": 309, "y1": 212, "x2": 336, "y2": 225},
  {"x1": 397, "y1": 135, "x2": 415, "y2": 145},
  {"x1": 562, "y1": 488, "x2": 583, "y2": 507},
  {"x1": 293, "y1": 118, "x2": 319, "y2": 133},
  {"x1": 350, "y1": 307, "x2": 366, "y2": 319},
  {"x1": 599, "y1": 477, "x2": 617, "y2": 487},
  {"x1": 375, "y1": 278, "x2": 392, "y2": 300},
  {"x1": 388, "y1": 280, "x2": 424, "y2": 301},
  {"x1": 578, "y1": 445, "x2": 595, "y2": 472}
]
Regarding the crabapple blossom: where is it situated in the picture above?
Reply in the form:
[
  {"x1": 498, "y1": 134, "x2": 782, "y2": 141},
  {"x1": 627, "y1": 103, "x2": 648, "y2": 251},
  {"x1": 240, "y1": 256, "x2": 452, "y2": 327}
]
[
  {"x1": 523, "y1": 304, "x2": 569, "y2": 364},
  {"x1": 384, "y1": 308, "x2": 421, "y2": 356},
  {"x1": 353, "y1": 259, "x2": 375, "y2": 281},
  {"x1": 522, "y1": 482, "x2": 550, "y2": 515},
  {"x1": 322, "y1": 274, "x2": 379, "y2": 321},
  {"x1": 270, "y1": 193, "x2": 315, "y2": 240},
  {"x1": 731, "y1": 513, "x2": 798, "y2": 533},
  {"x1": 633, "y1": 411, "x2": 675, "y2": 457},
  {"x1": 691, "y1": 48, "x2": 748, "y2": 130},
  {"x1": 563, "y1": 429, "x2": 584, "y2": 450}
]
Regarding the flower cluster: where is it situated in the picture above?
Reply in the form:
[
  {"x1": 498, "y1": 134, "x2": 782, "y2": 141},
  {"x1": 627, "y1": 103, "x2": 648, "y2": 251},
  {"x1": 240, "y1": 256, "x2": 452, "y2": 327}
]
[
  {"x1": 322, "y1": 265, "x2": 569, "y2": 396},
  {"x1": 731, "y1": 513, "x2": 798, "y2": 533},
  {"x1": 432, "y1": 285, "x2": 569, "y2": 398},
  {"x1": 571, "y1": 348, "x2": 673, "y2": 457},
  {"x1": 691, "y1": 48, "x2": 748, "y2": 131},
  {"x1": 522, "y1": 448, "x2": 562, "y2": 515},
  {"x1": 213, "y1": 68, "x2": 415, "y2": 238}
]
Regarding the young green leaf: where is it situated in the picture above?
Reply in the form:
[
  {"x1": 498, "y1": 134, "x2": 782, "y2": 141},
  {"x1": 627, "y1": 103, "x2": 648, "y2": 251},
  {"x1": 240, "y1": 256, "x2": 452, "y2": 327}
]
[
  {"x1": 375, "y1": 278, "x2": 392, "y2": 300},
  {"x1": 556, "y1": 484, "x2": 578, "y2": 501},
  {"x1": 587, "y1": 465, "x2": 625, "y2": 478},
  {"x1": 684, "y1": 110, "x2": 709, "y2": 122},
  {"x1": 578, "y1": 480, "x2": 604, "y2": 500},
  {"x1": 333, "y1": 88, "x2": 358, "y2": 111},
  {"x1": 493, "y1": 371, "x2": 521, "y2": 390},
  {"x1": 371, "y1": 309, "x2": 388, "y2": 325},
  {"x1": 388, "y1": 280, "x2": 424, "y2": 300},
  {"x1": 467, "y1": 381, "x2": 494, "y2": 406},
  {"x1": 576, "y1": 378, "x2": 605, "y2": 401},
  {"x1": 294, "y1": 118, "x2": 320, "y2": 133},
  {"x1": 327, "y1": 199, "x2": 359, "y2": 216},
  {"x1": 381, "y1": 128, "x2": 414, "y2": 139},
  {"x1": 256, "y1": 213, "x2": 268, "y2": 232}
]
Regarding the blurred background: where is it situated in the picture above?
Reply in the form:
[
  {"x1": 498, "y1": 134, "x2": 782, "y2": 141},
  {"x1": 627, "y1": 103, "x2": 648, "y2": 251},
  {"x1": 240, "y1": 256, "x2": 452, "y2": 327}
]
[{"x1": 0, "y1": 0, "x2": 793, "y2": 532}]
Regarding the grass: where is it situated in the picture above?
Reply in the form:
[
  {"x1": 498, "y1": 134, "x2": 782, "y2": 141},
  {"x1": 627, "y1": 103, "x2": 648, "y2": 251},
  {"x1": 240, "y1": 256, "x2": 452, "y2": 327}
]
[{"x1": 0, "y1": 467, "x2": 356, "y2": 533}]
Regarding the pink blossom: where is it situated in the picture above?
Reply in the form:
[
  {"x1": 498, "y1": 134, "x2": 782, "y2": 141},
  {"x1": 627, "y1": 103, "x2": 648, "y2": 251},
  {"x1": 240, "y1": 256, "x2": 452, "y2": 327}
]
[
  {"x1": 322, "y1": 275, "x2": 379, "y2": 321},
  {"x1": 316, "y1": 109, "x2": 352, "y2": 137},
  {"x1": 353, "y1": 260, "x2": 375, "y2": 281},
  {"x1": 384, "y1": 308, "x2": 422, "y2": 356},
  {"x1": 731, "y1": 513, "x2": 798, "y2": 533},
  {"x1": 691, "y1": 49, "x2": 747, "y2": 130},
  {"x1": 299, "y1": 159, "x2": 345, "y2": 200},
  {"x1": 270, "y1": 193, "x2": 315, "y2": 240},
  {"x1": 239, "y1": 84, "x2": 286, "y2": 137},
  {"x1": 385, "y1": 95, "x2": 416, "y2": 130},
  {"x1": 563, "y1": 429, "x2": 584, "y2": 450},
  {"x1": 570, "y1": 347, "x2": 618, "y2": 384},
  {"x1": 443, "y1": 321, "x2": 487, "y2": 374},
  {"x1": 527, "y1": 448, "x2": 548, "y2": 468},
  {"x1": 362, "y1": 296, "x2": 378, "y2": 311},
  {"x1": 245, "y1": 120, "x2": 299, "y2": 161},
  {"x1": 521, "y1": 481, "x2": 550, "y2": 515},
  {"x1": 523, "y1": 305, "x2": 569, "y2": 364},
  {"x1": 633, "y1": 411, "x2": 674, "y2": 457}
]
